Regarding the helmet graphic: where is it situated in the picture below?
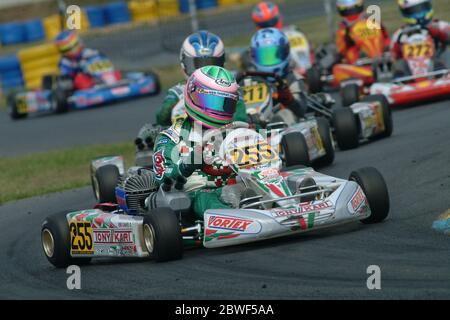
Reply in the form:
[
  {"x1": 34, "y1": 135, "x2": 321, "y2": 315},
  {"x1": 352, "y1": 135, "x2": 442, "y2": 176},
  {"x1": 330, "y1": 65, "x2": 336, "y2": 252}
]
[
  {"x1": 180, "y1": 30, "x2": 225, "y2": 77},
  {"x1": 336, "y1": 0, "x2": 364, "y2": 22},
  {"x1": 397, "y1": 0, "x2": 433, "y2": 25},
  {"x1": 55, "y1": 30, "x2": 83, "y2": 58},
  {"x1": 250, "y1": 28, "x2": 290, "y2": 78},
  {"x1": 184, "y1": 66, "x2": 239, "y2": 129},
  {"x1": 252, "y1": 1, "x2": 283, "y2": 30}
]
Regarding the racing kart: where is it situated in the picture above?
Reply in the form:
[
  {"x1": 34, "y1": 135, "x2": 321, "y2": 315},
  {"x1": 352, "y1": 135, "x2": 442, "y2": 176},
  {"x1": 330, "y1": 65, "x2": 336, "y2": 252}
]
[
  {"x1": 369, "y1": 27, "x2": 450, "y2": 107},
  {"x1": 41, "y1": 123, "x2": 390, "y2": 267},
  {"x1": 239, "y1": 71, "x2": 392, "y2": 151},
  {"x1": 307, "y1": 19, "x2": 392, "y2": 106},
  {"x1": 9, "y1": 54, "x2": 160, "y2": 119}
]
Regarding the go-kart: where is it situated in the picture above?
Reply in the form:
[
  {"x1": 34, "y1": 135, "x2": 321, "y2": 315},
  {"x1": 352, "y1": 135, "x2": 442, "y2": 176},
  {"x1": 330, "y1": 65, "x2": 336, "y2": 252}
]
[
  {"x1": 307, "y1": 19, "x2": 392, "y2": 106},
  {"x1": 41, "y1": 122, "x2": 390, "y2": 267},
  {"x1": 237, "y1": 71, "x2": 334, "y2": 167},
  {"x1": 9, "y1": 54, "x2": 160, "y2": 119},
  {"x1": 369, "y1": 26, "x2": 450, "y2": 107},
  {"x1": 239, "y1": 71, "x2": 392, "y2": 151}
]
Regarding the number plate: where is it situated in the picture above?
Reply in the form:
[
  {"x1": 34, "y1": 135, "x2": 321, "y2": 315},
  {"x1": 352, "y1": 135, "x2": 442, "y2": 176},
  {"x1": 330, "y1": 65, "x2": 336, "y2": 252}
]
[
  {"x1": 244, "y1": 83, "x2": 268, "y2": 105},
  {"x1": 402, "y1": 42, "x2": 434, "y2": 59},
  {"x1": 16, "y1": 96, "x2": 28, "y2": 114},
  {"x1": 288, "y1": 35, "x2": 306, "y2": 48},
  {"x1": 70, "y1": 220, "x2": 94, "y2": 255},
  {"x1": 228, "y1": 141, "x2": 278, "y2": 168}
]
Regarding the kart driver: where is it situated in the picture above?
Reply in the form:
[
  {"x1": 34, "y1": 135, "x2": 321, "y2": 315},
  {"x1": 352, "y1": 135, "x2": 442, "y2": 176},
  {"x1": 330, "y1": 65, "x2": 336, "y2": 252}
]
[
  {"x1": 335, "y1": 0, "x2": 391, "y2": 64},
  {"x1": 247, "y1": 27, "x2": 334, "y2": 121},
  {"x1": 135, "y1": 30, "x2": 248, "y2": 154},
  {"x1": 152, "y1": 66, "x2": 248, "y2": 218},
  {"x1": 390, "y1": 0, "x2": 449, "y2": 62},
  {"x1": 55, "y1": 30, "x2": 104, "y2": 90}
]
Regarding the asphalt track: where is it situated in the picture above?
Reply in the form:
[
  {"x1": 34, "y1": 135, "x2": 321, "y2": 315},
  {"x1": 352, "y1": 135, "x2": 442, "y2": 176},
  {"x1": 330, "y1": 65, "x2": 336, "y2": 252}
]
[{"x1": 0, "y1": 97, "x2": 449, "y2": 299}]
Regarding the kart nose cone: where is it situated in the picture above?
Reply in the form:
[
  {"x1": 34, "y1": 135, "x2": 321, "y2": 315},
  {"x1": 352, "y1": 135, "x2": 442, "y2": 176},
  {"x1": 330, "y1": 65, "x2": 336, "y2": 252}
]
[{"x1": 42, "y1": 229, "x2": 55, "y2": 258}]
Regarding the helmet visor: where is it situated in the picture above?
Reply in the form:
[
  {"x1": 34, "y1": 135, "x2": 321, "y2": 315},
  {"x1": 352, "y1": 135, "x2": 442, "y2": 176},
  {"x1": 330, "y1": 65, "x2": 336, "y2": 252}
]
[
  {"x1": 401, "y1": 2, "x2": 431, "y2": 18},
  {"x1": 256, "y1": 16, "x2": 280, "y2": 28},
  {"x1": 252, "y1": 45, "x2": 289, "y2": 67},
  {"x1": 189, "y1": 86, "x2": 238, "y2": 116}
]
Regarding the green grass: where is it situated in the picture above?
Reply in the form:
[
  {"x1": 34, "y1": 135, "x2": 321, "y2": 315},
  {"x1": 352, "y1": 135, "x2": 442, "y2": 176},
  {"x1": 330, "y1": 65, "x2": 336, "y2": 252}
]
[{"x1": 0, "y1": 142, "x2": 135, "y2": 205}]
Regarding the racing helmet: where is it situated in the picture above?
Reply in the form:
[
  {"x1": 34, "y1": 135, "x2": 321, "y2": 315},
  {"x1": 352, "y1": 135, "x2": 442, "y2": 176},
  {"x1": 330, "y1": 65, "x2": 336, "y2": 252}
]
[
  {"x1": 336, "y1": 0, "x2": 364, "y2": 22},
  {"x1": 180, "y1": 30, "x2": 225, "y2": 77},
  {"x1": 184, "y1": 66, "x2": 239, "y2": 129},
  {"x1": 397, "y1": 0, "x2": 433, "y2": 25},
  {"x1": 55, "y1": 30, "x2": 83, "y2": 59},
  {"x1": 252, "y1": 1, "x2": 283, "y2": 30},
  {"x1": 250, "y1": 28, "x2": 290, "y2": 78}
]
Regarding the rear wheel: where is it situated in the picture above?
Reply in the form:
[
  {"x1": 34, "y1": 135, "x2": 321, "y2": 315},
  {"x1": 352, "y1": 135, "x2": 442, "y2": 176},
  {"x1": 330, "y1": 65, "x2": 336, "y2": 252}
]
[
  {"x1": 313, "y1": 117, "x2": 335, "y2": 167},
  {"x1": 360, "y1": 94, "x2": 393, "y2": 139},
  {"x1": 41, "y1": 212, "x2": 91, "y2": 268},
  {"x1": 143, "y1": 208, "x2": 183, "y2": 262},
  {"x1": 340, "y1": 82, "x2": 360, "y2": 107},
  {"x1": 280, "y1": 131, "x2": 310, "y2": 167},
  {"x1": 332, "y1": 108, "x2": 359, "y2": 150},
  {"x1": 8, "y1": 92, "x2": 27, "y2": 120},
  {"x1": 349, "y1": 167, "x2": 389, "y2": 224},
  {"x1": 306, "y1": 66, "x2": 322, "y2": 93},
  {"x1": 93, "y1": 165, "x2": 120, "y2": 203}
]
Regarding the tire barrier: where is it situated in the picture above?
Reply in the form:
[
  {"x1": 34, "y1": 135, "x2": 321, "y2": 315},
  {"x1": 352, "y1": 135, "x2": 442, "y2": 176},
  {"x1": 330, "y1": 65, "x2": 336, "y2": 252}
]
[
  {"x1": 0, "y1": 23, "x2": 26, "y2": 45},
  {"x1": 0, "y1": 55, "x2": 24, "y2": 90},
  {"x1": 85, "y1": 6, "x2": 107, "y2": 29},
  {"x1": 104, "y1": 1, "x2": 131, "y2": 25},
  {"x1": 24, "y1": 19, "x2": 45, "y2": 43},
  {"x1": 17, "y1": 43, "x2": 60, "y2": 89},
  {"x1": 179, "y1": 0, "x2": 218, "y2": 13},
  {"x1": 129, "y1": 0, "x2": 158, "y2": 22}
]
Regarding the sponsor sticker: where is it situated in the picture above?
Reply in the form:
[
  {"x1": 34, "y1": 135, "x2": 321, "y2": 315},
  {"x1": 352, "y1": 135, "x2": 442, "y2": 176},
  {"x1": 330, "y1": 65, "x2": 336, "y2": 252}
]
[
  {"x1": 348, "y1": 187, "x2": 367, "y2": 214},
  {"x1": 153, "y1": 150, "x2": 166, "y2": 180},
  {"x1": 273, "y1": 201, "x2": 333, "y2": 217},
  {"x1": 215, "y1": 78, "x2": 231, "y2": 87},
  {"x1": 207, "y1": 215, "x2": 261, "y2": 234},
  {"x1": 93, "y1": 229, "x2": 134, "y2": 244}
]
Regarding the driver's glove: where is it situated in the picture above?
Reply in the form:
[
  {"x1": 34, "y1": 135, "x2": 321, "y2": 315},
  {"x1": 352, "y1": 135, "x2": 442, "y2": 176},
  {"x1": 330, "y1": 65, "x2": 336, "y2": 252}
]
[{"x1": 178, "y1": 157, "x2": 203, "y2": 178}]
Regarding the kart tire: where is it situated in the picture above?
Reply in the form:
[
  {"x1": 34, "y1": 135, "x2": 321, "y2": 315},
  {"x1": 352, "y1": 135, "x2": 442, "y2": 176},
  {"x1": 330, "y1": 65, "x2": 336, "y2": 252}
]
[
  {"x1": 392, "y1": 59, "x2": 411, "y2": 78},
  {"x1": 306, "y1": 66, "x2": 322, "y2": 93},
  {"x1": 8, "y1": 92, "x2": 27, "y2": 120},
  {"x1": 41, "y1": 212, "x2": 92, "y2": 268},
  {"x1": 94, "y1": 165, "x2": 120, "y2": 203},
  {"x1": 42, "y1": 74, "x2": 56, "y2": 90},
  {"x1": 349, "y1": 167, "x2": 389, "y2": 224},
  {"x1": 143, "y1": 208, "x2": 183, "y2": 262},
  {"x1": 145, "y1": 71, "x2": 161, "y2": 95},
  {"x1": 360, "y1": 94, "x2": 393, "y2": 138},
  {"x1": 299, "y1": 177, "x2": 318, "y2": 202},
  {"x1": 280, "y1": 131, "x2": 310, "y2": 167},
  {"x1": 313, "y1": 117, "x2": 335, "y2": 167},
  {"x1": 332, "y1": 108, "x2": 359, "y2": 150},
  {"x1": 54, "y1": 87, "x2": 69, "y2": 114},
  {"x1": 340, "y1": 82, "x2": 360, "y2": 107}
]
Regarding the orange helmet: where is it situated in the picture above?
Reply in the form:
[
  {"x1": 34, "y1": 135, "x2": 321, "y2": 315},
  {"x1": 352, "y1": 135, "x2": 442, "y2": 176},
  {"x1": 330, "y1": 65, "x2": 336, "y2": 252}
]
[
  {"x1": 55, "y1": 30, "x2": 83, "y2": 58},
  {"x1": 251, "y1": 1, "x2": 283, "y2": 30}
]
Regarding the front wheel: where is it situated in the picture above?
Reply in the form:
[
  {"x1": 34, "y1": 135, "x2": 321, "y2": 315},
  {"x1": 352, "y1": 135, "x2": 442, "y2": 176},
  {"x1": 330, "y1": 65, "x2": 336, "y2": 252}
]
[
  {"x1": 93, "y1": 165, "x2": 120, "y2": 203},
  {"x1": 8, "y1": 92, "x2": 28, "y2": 120},
  {"x1": 143, "y1": 208, "x2": 183, "y2": 262},
  {"x1": 332, "y1": 108, "x2": 359, "y2": 150},
  {"x1": 280, "y1": 131, "x2": 310, "y2": 167},
  {"x1": 41, "y1": 212, "x2": 91, "y2": 268},
  {"x1": 349, "y1": 167, "x2": 390, "y2": 224},
  {"x1": 340, "y1": 82, "x2": 360, "y2": 107},
  {"x1": 306, "y1": 66, "x2": 322, "y2": 93}
]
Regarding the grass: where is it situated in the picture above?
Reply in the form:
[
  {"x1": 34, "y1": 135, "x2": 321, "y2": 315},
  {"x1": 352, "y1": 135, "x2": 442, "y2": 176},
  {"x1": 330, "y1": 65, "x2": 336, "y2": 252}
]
[
  {"x1": 0, "y1": 0, "x2": 448, "y2": 204},
  {"x1": 0, "y1": 141, "x2": 135, "y2": 205}
]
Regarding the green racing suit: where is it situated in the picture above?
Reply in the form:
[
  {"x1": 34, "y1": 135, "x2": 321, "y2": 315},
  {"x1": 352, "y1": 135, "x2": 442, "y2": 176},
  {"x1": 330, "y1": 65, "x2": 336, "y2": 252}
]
[{"x1": 153, "y1": 117, "x2": 240, "y2": 220}]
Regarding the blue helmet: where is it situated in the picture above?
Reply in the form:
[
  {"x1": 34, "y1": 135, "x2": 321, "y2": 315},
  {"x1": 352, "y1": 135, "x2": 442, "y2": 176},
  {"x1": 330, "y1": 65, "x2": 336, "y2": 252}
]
[
  {"x1": 250, "y1": 28, "x2": 290, "y2": 78},
  {"x1": 180, "y1": 30, "x2": 225, "y2": 77}
]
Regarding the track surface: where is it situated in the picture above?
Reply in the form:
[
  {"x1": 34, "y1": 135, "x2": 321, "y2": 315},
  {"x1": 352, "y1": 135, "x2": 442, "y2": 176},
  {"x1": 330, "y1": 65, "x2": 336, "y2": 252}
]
[
  {"x1": 1, "y1": 99, "x2": 450, "y2": 299},
  {"x1": 0, "y1": 94, "x2": 164, "y2": 157}
]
